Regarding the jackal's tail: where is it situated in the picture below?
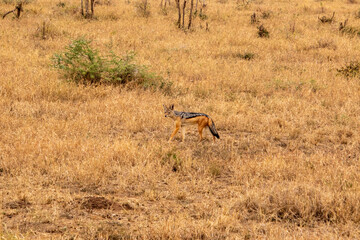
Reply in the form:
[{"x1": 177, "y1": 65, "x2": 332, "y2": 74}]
[{"x1": 208, "y1": 118, "x2": 220, "y2": 139}]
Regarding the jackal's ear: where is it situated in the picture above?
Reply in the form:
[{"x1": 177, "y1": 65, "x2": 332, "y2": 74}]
[{"x1": 170, "y1": 104, "x2": 174, "y2": 110}]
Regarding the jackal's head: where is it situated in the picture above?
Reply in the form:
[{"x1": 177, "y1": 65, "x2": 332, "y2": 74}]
[{"x1": 163, "y1": 104, "x2": 175, "y2": 118}]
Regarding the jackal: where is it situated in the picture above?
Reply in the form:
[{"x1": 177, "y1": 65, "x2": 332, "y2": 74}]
[{"x1": 163, "y1": 104, "x2": 220, "y2": 142}]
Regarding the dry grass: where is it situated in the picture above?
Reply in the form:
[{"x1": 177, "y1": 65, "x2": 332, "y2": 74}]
[{"x1": 1, "y1": 0, "x2": 360, "y2": 239}]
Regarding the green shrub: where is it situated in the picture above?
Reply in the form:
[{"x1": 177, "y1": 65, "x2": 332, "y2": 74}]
[
  {"x1": 53, "y1": 38, "x2": 103, "y2": 84},
  {"x1": 52, "y1": 38, "x2": 171, "y2": 91}
]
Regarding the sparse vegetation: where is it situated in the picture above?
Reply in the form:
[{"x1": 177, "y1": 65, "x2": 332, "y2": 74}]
[
  {"x1": 2, "y1": 0, "x2": 360, "y2": 239},
  {"x1": 339, "y1": 20, "x2": 360, "y2": 37},
  {"x1": 33, "y1": 20, "x2": 59, "y2": 40},
  {"x1": 261, "y1": 10, "x2": 271, "y2": 19},
  {"x1": 337, "y1": 61, "x2": 360, "y2": 78},
  {"x1": 250, "y1": 12, "x2": 257, "y2": 24},
  {"x1": 135, "y1": 0, "x2": 150, "y2": 17},
  {"x1": 355, "y1": 9, "x2": 360, "y2": 18},
  {"x1": 234, "y1": 52, "x2": 255, "y2": 60},
  {"x1": 257, "y1": 24, "x2": 269, "y2": 38},
  {"x1": 318, "y1": 12, "x2": 335, "y2": 23},
  {"x1": 198, "y1": 8, "x2": 208, "y2": 20},
  {"x1": 56, "y1": 1, "x2": 65, "y2": 8}
]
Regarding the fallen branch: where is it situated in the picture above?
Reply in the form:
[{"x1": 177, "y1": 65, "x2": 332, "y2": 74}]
[{"x1": 3, "y1": 3, "x2": 23, "y2": 19}]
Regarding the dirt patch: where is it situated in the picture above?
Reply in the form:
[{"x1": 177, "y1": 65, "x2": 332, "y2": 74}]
[
  {"x1": 18, "y1": 222, "x2": 65, "y2": 234},
  {"x1": 78, "y1": 196, "x2": 134, "y2": 211},
  {"x1": 5, "y1": 198, "x2": 32, "y2": 209}
]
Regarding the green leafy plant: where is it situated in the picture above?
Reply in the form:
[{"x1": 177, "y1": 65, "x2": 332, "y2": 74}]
[
  {"x1": 52, "y1": 38, "x2": 171, "y2": 91},
  {"x1": 53, "y1": 38, "x2": 104, "y2": 84}
]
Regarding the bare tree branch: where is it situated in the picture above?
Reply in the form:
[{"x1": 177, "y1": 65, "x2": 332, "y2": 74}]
[{"x1": 3, "y1": 3, "x2": 22, "y2": 19}]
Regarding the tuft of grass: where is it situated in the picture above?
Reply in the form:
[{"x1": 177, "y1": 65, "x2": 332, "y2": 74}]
[
  {"x1": 261, "y1": 10, "x2": 271, "y2": 19},
  {"x1": 162, "y1": 150, "x2": 182, "y2": 172},
  {"x1": 337, "y1": 61, "x2": 360, "y2": 78},
  {"x1": 56, "y1": 1, "x2": 65, "y2": 8},
  {"x1": 233, "y1": 52, "x2": 255, "y2": 60},
  {"x1": 209, "y1": 163, "x2": 221, "y2": 178},
  {"x1": 257, "y1": 25, "x2": 269, "y2": 38},
  {"x1": 339, "y1": 23, "x2": 360, "y2": 37}
]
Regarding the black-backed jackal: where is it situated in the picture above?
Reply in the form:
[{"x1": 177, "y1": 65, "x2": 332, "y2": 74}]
[{"x1": 163, "y1": 104, "x2": 220, "y2": 142}]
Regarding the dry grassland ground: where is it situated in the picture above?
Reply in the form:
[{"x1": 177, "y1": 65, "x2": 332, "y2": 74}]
[{"x1": 2, "y1": 0, "x2": 360, "y2": 239}]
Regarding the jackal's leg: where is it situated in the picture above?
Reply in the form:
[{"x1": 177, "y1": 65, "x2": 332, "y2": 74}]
[
  {"x1": 169, "y1": 127, "x2": 180, "y2": 142},
  {"x1": 198, "y1": 125, "x2": 204, "y2": 142},
  {"x1": 169, "y1": 122, "x2": 181, "y2": 142},
  {"x1": 181, "y1": 127, "x2": 186, "y2": 142}
]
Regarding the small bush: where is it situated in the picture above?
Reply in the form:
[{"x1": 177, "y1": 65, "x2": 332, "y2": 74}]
[
  {"x1": 257, "y1": 25, "x2": 269, "y2": 38},
  {"x1": 337, "y1": 61, "x2": 360, "y2": 78},
  {"x1": 53, "y1": 38, "x2": 103, "y2": 84},
  {"x1": 52, "y1": 38, "x2": 170, "y2": 91}
]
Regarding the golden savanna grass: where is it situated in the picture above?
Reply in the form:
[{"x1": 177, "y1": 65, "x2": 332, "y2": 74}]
[{"x1": 1, "y1": 0, "x2": 360, "y2": 238}]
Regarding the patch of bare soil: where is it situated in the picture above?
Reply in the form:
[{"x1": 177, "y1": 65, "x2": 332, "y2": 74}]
[
  {"x1": 5, "y1": 197, "x2": 31, "y2": 209},
  {"x1": 77, "y1": 196, "x2": 134, "y2": 211}
]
